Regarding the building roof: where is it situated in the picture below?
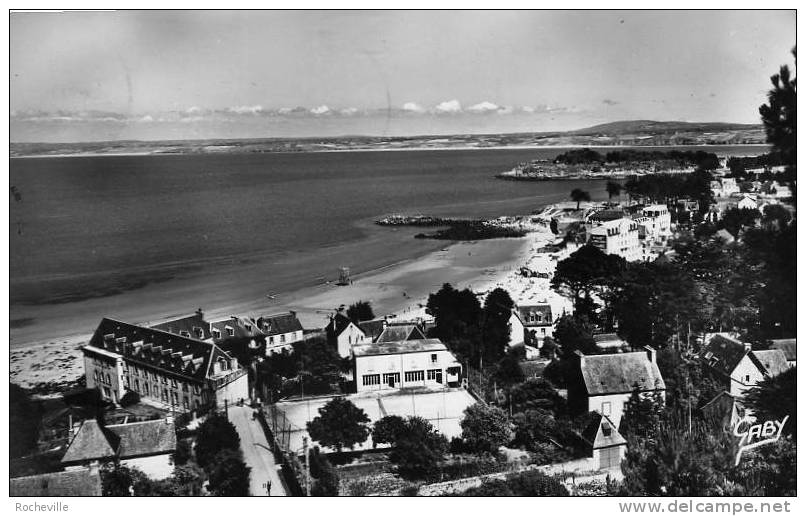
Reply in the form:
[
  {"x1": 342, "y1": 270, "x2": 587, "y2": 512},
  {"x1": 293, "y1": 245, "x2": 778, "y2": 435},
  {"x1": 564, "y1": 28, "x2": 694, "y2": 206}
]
[
  {"x1": 357, "y1": 319, "x2": 387, "y2": 342},
  {"x1": 256, "y1": 312, "x2": 304, "y2": 337},
  {"x1": 326, "y1": 312, "x2": 362, "y2": 338},
  {"x1": 589, "y1": 210, "x2": 627, "y2": 223},
  {"x1": 210, "y1": 316, "x2": 264, "y2": 342},
  {"x1": 106, "y1": 419, "x2": 177, "y2": 458},
  {"x1": 715, "y1": 229, "x2": 736, "y2": 243},
  {"x1": 579, "y1": 412, "x2": 627, "y2": 450},
  {"x1": 517, "y1": 305, "x2": 553, "y2": 327},
  {"x1": 61, "y1": 420, "x2": 119, "y2": 463},
  {"x1": 352, "y1": 338, "x2": 449, "y2": 358},
  {"x1": 10, "y1": 468, "x2": 102, "y2": 497},
  {"x1": 701, "y1": 334, "x2": 749, "y2": 377},
  {"x1": 579, "y1": 351, "x2": 665, "y2": 396},
  {"x1": 376, "y1": 324, "x2": 426, "y2": 343},
  {"x1": 62, "y1": 418, "x2": 176, "y2": 464},
  {"x1": 151, "y1": 311, "x2": 212, "y2": 341},
  {"x1": 770, "y1": 339, "x2": 796, "y2": 362},
  {"x1": 86, "y1": 318, "x2": 234, "y2": 381},
  {"x1": 751, "y1": 349, "x2": 790, "y2": 378}
]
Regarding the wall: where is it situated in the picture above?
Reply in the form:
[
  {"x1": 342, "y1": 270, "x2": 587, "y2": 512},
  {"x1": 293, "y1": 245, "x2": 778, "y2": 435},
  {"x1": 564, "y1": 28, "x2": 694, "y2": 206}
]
[
  {"x1": 355, "y1": 349, "x2": 460, "y2": 393},
  {"x1": 121, "y1": 454, "x2": 174, "y2": 481},
  {"x1": 730, "y1": 355, "x2": 765, "y2": 396},
  {"x1": 337, "y1": 324, "x2": 367, "y2": 358},
  {"x1": 84, "y1": 350, "x2": 124, "y2": 403}
]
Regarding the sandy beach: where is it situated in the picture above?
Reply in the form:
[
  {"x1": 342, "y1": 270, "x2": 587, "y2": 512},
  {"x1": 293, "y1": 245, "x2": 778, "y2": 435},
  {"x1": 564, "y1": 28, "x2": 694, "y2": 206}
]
[{"x1": 10, "y1": 228, "x2": 554, "y2": 390}]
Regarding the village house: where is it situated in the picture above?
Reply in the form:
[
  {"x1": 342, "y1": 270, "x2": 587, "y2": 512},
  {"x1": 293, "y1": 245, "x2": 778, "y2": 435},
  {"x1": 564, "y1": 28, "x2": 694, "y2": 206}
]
[
  {"x1": 151, "y1": 309, "x2": 211, "y2": 341},
  {"x1": 700, "y1": 334, "x2": 790, "y2": 397},
  {"x1": 737, "y1": 194, "x2": 759, "y2": 211},
  {"x1": 352, "y1": 338, "x2": 462, "y2": 393},
  {"x1": 517, "y1": 304, "x2": 554, "y2": 348},
  {"x1": 357, "y1": 318, "x2": 388, "y2": 342},
  {"x1": 375, "y1": 323, "x2": 427, "y2": 343},
  {"x1": 152, "y1": 309, "x2": 265, "y2": 346},
  {"x1": 61, "y1": 418, "x2": 177, "y2": 480},
  {"x1": 326, "y1": 311, "x2": 370, "y2": 358},
  {"x1": 10, "y1": 466, "x2": 102, "y2": 496},
  {"x1": 83, "y1": 318, "x2": 249, "y2": 411},
  {"x1": 256, "y1": 311, "x2": 305, "y2": 354},
  {"x1": 587, "y1": 217, "x2": 642, "y2": 262},
  {"x1": 577, "y1": 411, "x2": 627, "y2": 471},
  {"x1": 638, "y1": 204, "x2": 672, "y2": 241},
  {"x1": 770, "y1": 338, "x2": 796, "y2": 367},
  {"x1": 568, "y1": 347, "x2": 666, "y2": 428},
  {"x1": 710, "y1": 177, "x2": 740, "y2": 198}
]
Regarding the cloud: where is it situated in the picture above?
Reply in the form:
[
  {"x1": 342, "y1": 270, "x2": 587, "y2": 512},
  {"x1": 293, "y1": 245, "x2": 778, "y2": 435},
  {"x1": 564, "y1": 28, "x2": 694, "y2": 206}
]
[
  {"x1": 310, "y1": 105, "x2": 331, "y2": 115},
  {"x1": 339, "y1": 107, "x2": 359, "y2": 116},
  {"x1": 186, "y1": 106, "x2": 202, "y2": 114},
  {"x1": 137, "y1": 115, "x2": 154, "y2": 123},
  {"x1": 227, "y1": 105, "x2": 263, "y2": 115},
  {"x1": 496, "y1": 105, "x2": 514, "y2": 115},
  {"x1": 401, "y1": 102, "x2": 426, "y2": 113},
  {"x1": 602, "y1": 99, "x2": 619, "y2": 106},
  {"x1": 434, "y1": 99, "x2": 462, "y2": 113},
  {"x1": 521, "y1": 106, "x2": 536, "y2": 113},
  {"x1": 467, "y1": 101, "x2": 499, "y2": 113}
]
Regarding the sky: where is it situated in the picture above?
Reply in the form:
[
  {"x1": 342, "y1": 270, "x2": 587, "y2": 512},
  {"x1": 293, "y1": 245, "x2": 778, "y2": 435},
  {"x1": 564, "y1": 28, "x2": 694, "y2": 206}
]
[{"x1": 10, "y1": 10, "x2": 796, "y2": 142}]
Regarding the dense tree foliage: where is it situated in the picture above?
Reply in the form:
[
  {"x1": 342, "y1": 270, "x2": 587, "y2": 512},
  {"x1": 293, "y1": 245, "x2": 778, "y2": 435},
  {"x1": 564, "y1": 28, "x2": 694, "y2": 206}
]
[
  {"x1": 460, "y1": 469, "x2": 569, "y2": 496},
  {"x1": 553, "y1": 314, "x2": 599, "y2": 358},
  {"x1": 551, "y1": 244, "x2": 626, "y2": 323},
  {"x1": 346, "y1": 300, "x2": 375, "y2": 324},
  {"x1": 371, "y1": 415, "x2": 408, "y2": 447},
  {"x1": 480, "y1": 287, "x2": 515, "y2": 366},
  {"x1": 387, "y1": 416, "x2": 449, "y2": 480},
  {"x1": 605, "y1": 180, "x2": 623, "y2": 201},
  {"x1": 258, "y1": 335, "x2": 343, "y2": 398},
  {"x1": 744, "y1": 367, "x2": 796, "y2": 439},
  {"x1": 307, "y1": 397, "x2": 370, "y2": 453},
  {"x1": 460, "y1": 403, "x2": 513, "y2": 454},
  {"x1": 508, "y1": 378, "x2": 567, "y2": 415},
  {"x1": 206, "y1": 448, "x2": 251, "y2": 496},
  {"x1": 759, "y1": 48, "x2": 797, "y2": 170},
  {"x1": 619, "y1": 387, "x2": 666, "y2": 440},
  {"x1": 9, "y1": 383, "x2": 42, "y2": 458},
  {"x1": 570, "y1": 188, "x2": 591, "y2": 209},
  {"x1": 194, "y1": 413, "x2": 241, "y2": 469},
  {"x1": 309, "y1": 446, "x2": 340, "y2": 496}
]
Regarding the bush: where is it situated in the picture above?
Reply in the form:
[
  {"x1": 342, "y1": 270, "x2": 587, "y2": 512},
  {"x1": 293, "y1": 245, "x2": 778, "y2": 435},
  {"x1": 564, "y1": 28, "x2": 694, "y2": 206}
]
[
  {"x1": 194, "y1": 414, "x2": 241, "y2": 468},
  {"x1": 206, "y1": 449, "x2": 251, "y2": 496},
  {"x1": 119, "y1": 390, "x2": 141, "y2": 407},
  {"x1": 460, "y1": 403, "x2": 513, "y2": 454}
]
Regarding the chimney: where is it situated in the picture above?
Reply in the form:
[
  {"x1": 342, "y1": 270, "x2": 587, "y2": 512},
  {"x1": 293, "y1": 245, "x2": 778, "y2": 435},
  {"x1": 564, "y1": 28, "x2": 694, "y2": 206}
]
[
  {"x1": 644, "y1": 345, "x2": 657, "y2": 364},
  {"x1": 744, "y1": 342, "x2": 752, "y2": 352},
  {"x1": 289, "y1": 309, "x2": 296, "y2": 317},
  {"x1": 196, "y1": 307, "x2": 204, "y2": 318}
]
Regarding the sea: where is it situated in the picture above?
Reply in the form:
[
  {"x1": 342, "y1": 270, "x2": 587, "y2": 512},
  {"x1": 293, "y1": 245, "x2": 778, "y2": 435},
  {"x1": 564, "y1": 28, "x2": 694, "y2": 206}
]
[{"x1": 9, "y1": 144, "x2": 766, "y2": 346}]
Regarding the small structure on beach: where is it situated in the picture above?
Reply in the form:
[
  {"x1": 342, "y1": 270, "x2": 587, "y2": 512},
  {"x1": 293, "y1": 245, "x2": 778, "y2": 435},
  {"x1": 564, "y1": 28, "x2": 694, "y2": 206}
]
[{"x1": 337, "y1": 266, "x2": 351, "y2": 285}]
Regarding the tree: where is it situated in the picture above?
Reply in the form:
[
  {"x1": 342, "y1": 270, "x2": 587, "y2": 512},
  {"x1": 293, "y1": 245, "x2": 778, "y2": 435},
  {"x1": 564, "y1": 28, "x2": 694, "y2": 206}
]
[
  {"x1": 551, "y1": 244, "x2": 625, "y2": 321},
  {"x1": 307, "y1": 397, "x2": 370, "y2": 453},
  {"x1": 207, "y1": 449, "x2": 251, "y2": 496},
  {"x1": 460, "y1": 403, "x2": 513, "y2": 454},
  {"x1": 309, "y1": 446, "x2": 340, "y2": 496},
  {"x1": 426, "y1": 283, "x2": 483, "y2": 362},
  {"x1": 549, "y1": 218, "x2": 559, "y2": 235},
  {"x1": 759, "y1": 48, "x2": 796, "y2": 169},
  {"x1": 346, "y1": 300, "x2": 375, "y2": 324},
  {"x1": 292, "y1": 335, "x2": 342, "y2": 395},
  {"x1": 100, "y1": 464, "x2": 151, "y2": 496},
  {"x1": 553, "y1": 314, "x2": 599, "y2": 358},
  {"x1": 461, "y1": 469, "x2": 569, "y2": 496},
  {"x1": 761, "y1": 204, "x2": 791, "y2": 231},
  {"x1": 170, "y1": 463, "x2": 206, "y2": 496},
  {"x1": 9, "y1": 383, "x2": 42, "y2": 458},
  {"x1": 172, "y1": 438, "x2": 192, "y2": 466},
  {"x1": 481, "y1": 288, "x2": 515, "y2": 366},
  {"x1": 606, "y1": 180, "x2": 623, "y2": 202},
  {"x1": 570, "y1": 188, "x2": 591, "y2": 210},
  {"x1": 619, "y1": 386, "x2": 665, "y2": 440},
  {"x1": 508, "y1": 377, "x2": 567, "y2": 416},
  {"x1": 511, "y1": 409, "x2": 574, "y2": 464},
  {"x1": 743, "y1": 367, "x2": 796, "y2": 439},
  {"x1": 494, "y1": 352, "x2": 525, "y2": 387},
  {"x1": 388, "y1": 417, "x2": 449, "y2": 480},
  {"x1": 194, "y1": 413, "x2": 241, "y2": 469},
  {"x1": 371, "y1": 415, "x2": 408, "y2": 447},
  {"x1": 119, "y1": 390, "x2": 141, "y2": 407}
]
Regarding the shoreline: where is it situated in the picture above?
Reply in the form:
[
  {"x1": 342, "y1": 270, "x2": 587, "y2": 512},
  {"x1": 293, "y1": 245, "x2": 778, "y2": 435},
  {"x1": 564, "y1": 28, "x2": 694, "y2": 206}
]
[
  {"x1": 9, "y1": 230, "x2": 543, "y2": 391},
  {"x1": 9, "y1": 143, "x2": 769, "y2": 159}
]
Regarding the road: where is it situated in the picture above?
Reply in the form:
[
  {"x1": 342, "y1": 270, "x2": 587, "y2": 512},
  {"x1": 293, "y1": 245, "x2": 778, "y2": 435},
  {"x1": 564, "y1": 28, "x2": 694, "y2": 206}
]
[{"x1": 229, "y1": 405, "x2": 287, "y2": 496}]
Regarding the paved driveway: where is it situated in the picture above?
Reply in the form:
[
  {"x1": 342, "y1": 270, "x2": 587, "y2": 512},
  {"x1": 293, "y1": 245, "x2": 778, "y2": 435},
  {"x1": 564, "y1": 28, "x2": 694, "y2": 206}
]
[{"x1": 229, "y1": 405, "x2": 287, "y2": 496}]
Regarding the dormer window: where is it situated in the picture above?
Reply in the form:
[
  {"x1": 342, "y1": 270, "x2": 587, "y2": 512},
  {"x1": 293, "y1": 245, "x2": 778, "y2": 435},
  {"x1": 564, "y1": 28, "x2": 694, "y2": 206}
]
[
  {"x1": 212, "y1": 329, "x2": 221, "y2": 340},
  {"x1": 226, "y1": 327, "x2": 235, "y2": 337},
  {"x1": 180, "y1": 330, "x2": 190, "y2": 338},
  {"x1": 194, "y1": 327, "x2": 204, "y2": 339},
  {"x1": 245, "y1": 324, "x2": 252, "y2": 332}
]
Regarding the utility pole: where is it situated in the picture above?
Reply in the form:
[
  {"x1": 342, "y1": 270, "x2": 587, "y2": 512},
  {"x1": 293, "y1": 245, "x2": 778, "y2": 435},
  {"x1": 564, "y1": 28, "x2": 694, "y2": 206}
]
[
  {"x1": 302, "y1": 436, "x2": 311, "y2": 496},
  {"x1": 224, "y1": 399, "x2": 228, "y2": 420}
]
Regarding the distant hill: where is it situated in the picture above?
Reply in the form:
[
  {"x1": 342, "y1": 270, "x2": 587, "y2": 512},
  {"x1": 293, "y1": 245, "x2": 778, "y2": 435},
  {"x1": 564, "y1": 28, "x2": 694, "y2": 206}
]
[{"x1": 570, "y1": 120, "x2": 762, "y2": 136}]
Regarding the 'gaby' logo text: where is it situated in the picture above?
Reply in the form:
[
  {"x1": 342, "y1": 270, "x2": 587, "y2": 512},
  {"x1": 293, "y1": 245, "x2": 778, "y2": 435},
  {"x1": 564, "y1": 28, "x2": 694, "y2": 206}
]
[{"x1": 732, "y1": 415, "x2": 789, "y2": 465}]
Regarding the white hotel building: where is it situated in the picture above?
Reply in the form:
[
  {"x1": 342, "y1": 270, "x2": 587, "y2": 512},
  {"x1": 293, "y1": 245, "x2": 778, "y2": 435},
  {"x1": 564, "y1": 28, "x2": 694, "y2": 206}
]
[
  {"x1": 587, "y1": 217, "x2": 642, "y2": 261},
  {"x1": 353, "y1": 339, "x2": 462, "y2": 393}
]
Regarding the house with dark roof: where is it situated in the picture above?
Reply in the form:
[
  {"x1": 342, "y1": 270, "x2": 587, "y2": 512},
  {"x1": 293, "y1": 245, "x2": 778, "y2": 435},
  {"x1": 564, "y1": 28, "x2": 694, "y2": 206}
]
[
  {"x1": 256, "y1": 312, "x2": 305, "y2": 355},
  {"x1": 152, "y1": 310, "x2": 266, "y2": 347},
  {"x1": 10, "y1": 466, "x2": 102, "y2": 497},
  {"x1": 352, "y1": 338, "x2": 462, "y2": 392},
  {"x1": 577, "y1": 412, "x2": 627, "y2": 471},
  {"x1": 325, "y1": 312, "x2": 369, "y2": 358},
  {"x1": 770, "y1": 338, "x2": 796, "y2": 367},
  {"x1": 700, "y1": 334, "x2": 789, "y2": 397},
  {"x1": 62, "y1": 418, "x2": 176, "y2": 480},
  {"x1": 568, "y1": 347, "x2": 666, "y2": 428},
  {"x1": 517, "y1": 304, "x2": 555, "y2": 347},
  {"x1": 83, "y1": 318, "x2": 248, "y2": 411},
  {"x1": 151, "y1": 309, "x2": 212, "y2": 341},
  {"x1": 357, "y1": 319, "x2": 388, "y2": 342},
  {"x1": 209, "y1": 315, "x2": 264, "y2": 345}
]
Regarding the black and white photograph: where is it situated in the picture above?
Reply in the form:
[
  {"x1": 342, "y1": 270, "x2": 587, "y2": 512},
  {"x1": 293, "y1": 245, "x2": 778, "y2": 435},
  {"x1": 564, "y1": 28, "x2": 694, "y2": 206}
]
[{"x1": 6, "y1": 7, "x2": 798, "y2": 504}]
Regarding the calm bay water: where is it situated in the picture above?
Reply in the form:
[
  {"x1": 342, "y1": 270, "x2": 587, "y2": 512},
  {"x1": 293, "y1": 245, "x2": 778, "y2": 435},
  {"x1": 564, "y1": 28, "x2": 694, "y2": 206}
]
[{"x1": 10, "y1": 145, "x2": 764, "y2": 308}]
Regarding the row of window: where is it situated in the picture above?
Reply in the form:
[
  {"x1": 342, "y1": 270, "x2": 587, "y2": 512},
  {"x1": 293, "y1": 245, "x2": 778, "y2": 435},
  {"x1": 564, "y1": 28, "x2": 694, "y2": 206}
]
[
  {"x1": 128, "y1": 379, "x2": 203, "y2": 410},
  {"x1": 361, "y1": 368, "x2": 445, "y2": 387}
]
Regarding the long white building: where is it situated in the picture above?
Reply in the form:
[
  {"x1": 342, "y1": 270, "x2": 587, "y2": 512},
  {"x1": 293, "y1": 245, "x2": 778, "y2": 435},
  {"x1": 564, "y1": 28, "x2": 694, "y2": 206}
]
[
  {"x1": 353, "y1": 339, "x2": 462, "y2": 392},
  {"x1": 588, "y1": 217, "x2": 642, "y2": 261}
]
